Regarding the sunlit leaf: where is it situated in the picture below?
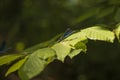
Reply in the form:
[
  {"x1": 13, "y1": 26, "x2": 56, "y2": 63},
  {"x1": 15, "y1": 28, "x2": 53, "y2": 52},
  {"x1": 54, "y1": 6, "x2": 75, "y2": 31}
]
[
  {"x1": 5, "y1": 55, "x2": 28, "y2": 76},
  {"x1": 34, "y1": 48, "x2": 56, "y2": 64},
  {"x1": 18, "y1": 48, "x2": 56, "y2": 80},
  {"x1": 18, "y1": 55, "x2": 45, "y2": 80},
  {"x1": 61, "y1": 31, "x2": 87, "y2": 47},
  {"x1": 5, "y1": 26, "x2": 116, "y2": 80},
  {"x1": 0, "y1": 54, "x2": 23, "y2": 66},
  {"x1": 68, "y1": 49, "x2": 82, "y2": 58},
  {"x1": 52, "y1": 43, "x2": 71, "y2": 62},
  {"x1": 68, "y1": 42, "x2": 87, "y2": 58},
  {"x1": 80, "y1": 26, "x2": 115, "y2": 42}
]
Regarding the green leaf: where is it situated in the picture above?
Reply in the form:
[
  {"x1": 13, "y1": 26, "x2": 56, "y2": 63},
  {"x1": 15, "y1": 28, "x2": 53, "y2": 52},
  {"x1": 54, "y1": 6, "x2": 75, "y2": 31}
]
[
  {"x1": 114, "y1": 24, "x2": 120, "y2": 42},
  {"x1": 18, "y1": 48, "x2": 56, "y2": 80},
  {"x1": 5, "y1": 55, "x2": 28, "y2": 76},
  {"x1": 16, "y1": 26, "x2": 115, "y2": 80},
  {"x1": 55, "y1": 33, "x2": 87, "y2": 59},
  {"x1": 0, "y1": 54, "x2": 23, "y2": 66},
  {"x1": 68, "y1": 49, "x2": 83, "y2": 59},
  {"x1": 36, "y1": 48, "x2": 55, "y2": 59},
  {"x1": 74, "y1": 42, "x2": 87, "y2": 52},
  {"x1": 80, "y1": 26, "x2": 115, "y2": 42},
  {"x1": 33, "y1": 48, "x2": 56, "y2": 64},
  {"x1": 52, "y1": 43, "x2": 71, "y2": 62},
  {"x1": 68, "y1": 42, "x2": 87, "y2": 58},
  {"x1": 61, "y1": 31, "x2": 87, "y2": 48},
  {"x1": 18, "y1": 56, "x2": 45, "y2": 80}
]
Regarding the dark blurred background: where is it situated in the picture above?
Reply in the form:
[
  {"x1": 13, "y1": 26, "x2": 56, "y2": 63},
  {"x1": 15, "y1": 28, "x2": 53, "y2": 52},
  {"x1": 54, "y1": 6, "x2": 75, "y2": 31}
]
[{"x1": 0, "y1": 0, "x2": 120, "y2": 80}]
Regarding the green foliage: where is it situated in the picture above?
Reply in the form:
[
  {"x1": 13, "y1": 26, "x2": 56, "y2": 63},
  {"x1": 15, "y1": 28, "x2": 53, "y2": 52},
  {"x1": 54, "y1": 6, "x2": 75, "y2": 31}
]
[
  {"x1": 1, "y1": 25, "x2": 120, "y2": 80},
  {"x1": 18, "y1": 48, "x2": 56, "y2": 80},
  {"x1": 5, "y1": 56, "x2": 28, "y2": 76},
  {"x1": 0, "y1": 54, "x2": 24, "y2": 66},
  {"x1": 18, "y1": 55, "x2": 45, "y2": 80},
  {"x1": 68, "y1": 49, "x2": 83, "y2": 59},
  {"x1": 1, "y1": 0, "x2": 120, "y2": 80},
  {"x1": 62, "y1": 31, "x2": 87, "y2": 47},
  {"x1": 52, "y1": 43, "x2": 71, "y2": 61},
  {"x1": 80, "y1": 26, "x2": 115, "y2": 42}
]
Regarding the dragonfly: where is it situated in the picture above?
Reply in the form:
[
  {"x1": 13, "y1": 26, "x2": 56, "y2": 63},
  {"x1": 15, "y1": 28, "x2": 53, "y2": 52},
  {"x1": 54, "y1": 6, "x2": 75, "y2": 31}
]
[
  {"x1": 57, "y1": 28, "x2": 75, "y2": 42},
  {"x1": 0, "y1": 40, "x2": 10, "y2": 54}
]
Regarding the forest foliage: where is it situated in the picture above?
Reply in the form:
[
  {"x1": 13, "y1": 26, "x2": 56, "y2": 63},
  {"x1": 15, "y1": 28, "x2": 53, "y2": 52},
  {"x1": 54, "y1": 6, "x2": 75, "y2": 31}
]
[
  {"x1": 1, "y1": 25, "x2": 120, "y2": 80},
  {"x1": 0, "y1": 0, "x2": 120, "y2": 80}
]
